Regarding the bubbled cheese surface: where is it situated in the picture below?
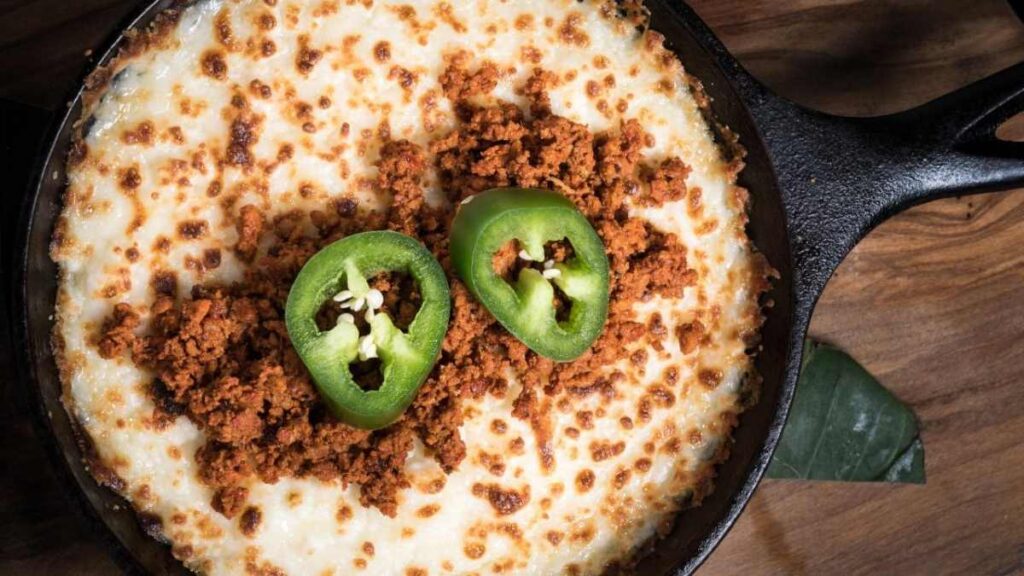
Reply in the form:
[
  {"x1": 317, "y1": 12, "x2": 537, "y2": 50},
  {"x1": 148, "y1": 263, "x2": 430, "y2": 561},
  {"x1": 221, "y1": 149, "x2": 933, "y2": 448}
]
[{"x1": 53, "y1": 1, "x2": 767, "y2": 574}]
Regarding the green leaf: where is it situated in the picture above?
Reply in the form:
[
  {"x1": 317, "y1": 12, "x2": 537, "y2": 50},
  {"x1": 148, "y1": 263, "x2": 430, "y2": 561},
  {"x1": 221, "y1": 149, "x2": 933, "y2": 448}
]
[
  {"x1": 767, "y1": 341, "x2": 925, "y2": 484},
  {"x1": 882, "y1": 438, "x2": 925, "y2": 483}
]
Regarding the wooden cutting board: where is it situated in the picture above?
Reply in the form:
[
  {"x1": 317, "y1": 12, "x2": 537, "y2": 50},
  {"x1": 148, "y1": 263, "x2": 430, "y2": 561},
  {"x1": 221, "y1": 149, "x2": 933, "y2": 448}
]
[{"x1": 1, "y1": 1, "x2": 1022, "y2": 574}]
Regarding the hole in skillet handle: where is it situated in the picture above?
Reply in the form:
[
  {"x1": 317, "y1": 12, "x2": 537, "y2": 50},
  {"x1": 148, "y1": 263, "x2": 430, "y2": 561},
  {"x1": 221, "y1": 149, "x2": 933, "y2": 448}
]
[{"x1": 995, "y1": 112, "x2": 1024, "y2": 142}]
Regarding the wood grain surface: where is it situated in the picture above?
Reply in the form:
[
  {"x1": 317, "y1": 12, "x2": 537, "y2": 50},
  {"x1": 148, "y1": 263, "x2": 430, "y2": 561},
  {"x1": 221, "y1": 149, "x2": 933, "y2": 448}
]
[{"x1": 2, "y1": 1, "x2": 1023, "y2": 575}]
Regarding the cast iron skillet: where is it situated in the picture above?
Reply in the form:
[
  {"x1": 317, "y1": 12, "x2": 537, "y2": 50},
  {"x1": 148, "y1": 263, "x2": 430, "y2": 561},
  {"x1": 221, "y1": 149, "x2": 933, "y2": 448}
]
[{"x1": 10, "y1": 1, "x2": 1024, "y2": 574}]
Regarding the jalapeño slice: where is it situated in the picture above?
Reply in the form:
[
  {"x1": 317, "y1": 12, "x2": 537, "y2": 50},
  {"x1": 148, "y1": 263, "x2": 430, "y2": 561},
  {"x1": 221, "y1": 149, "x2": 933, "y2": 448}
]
[
  {"x1": 450, "y1": 188, "x2": 610, "y2": 361},
  {"x1": 286, "y1": 231, "x2": 450, "y2": 430}
]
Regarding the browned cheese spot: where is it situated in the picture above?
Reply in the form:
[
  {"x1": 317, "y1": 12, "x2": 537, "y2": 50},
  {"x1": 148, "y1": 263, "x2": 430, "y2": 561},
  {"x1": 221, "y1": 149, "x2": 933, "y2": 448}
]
[
  {"x1": 416, "y1": 504, "x2": 440, "y2": 518},
  {"x1": 575, "y1": 469, "x2": 595, "y2": 493},
  {"x1": 613, "y1": 468, "x2": 631, "y2": 489},
  {"x1": 509, "y1": 437, "x2": 525, "y2": 455},
  {"x1": 589, "y1": 440, "x2": 625, "y2": 462},
  {"x1": 629, "y1": 348, "x2": 647, "y2": 368},
  {"x1": 99, "y1": 268, "x2": 132, "y2": 299},
  {"x1": 151, "y1": 269, "x2": 178, "y2": 297},
  {"x1": 648, "y1": 385, "x2": 676, "y2": 409},
  {"x1": 575, "y1": 410, "x2": 594, "y2": 430},
  {"x1": 559, "y1": 13, "x2": 590, "y2": 47},
  {"x1": 312, "y1": 0, "x2": 340, "y2": 16},
  {"x1": 464, "y1": 542, "x2": 486, "y2": 559},
  {"x1": 122, "y1": 121, "x2": 155, "y2": 145},
  {"x1": 479, "y1": 451, "x2": 506, "y2": 477},
  {"x1": 419, "y1": 476, "x2": 447, "y2": 494},
  {"x1": 119, "y1": 166, "x2": 141, "y2": 190},
  {"x1": 296, "y1": 35, "x2": 323, "y2": 75},
  {"x1": 390, "y1": 66, "x2": 418, "y2": 91},
  {"x1": 521, "y1": 45, "x2": 543, "y2": 64},
  {"x1": 243, "y1": 548, "x2": 285, "y2": 576},
  {"x1": 434, "y1": 2, "x2": 467, "y2": 32},
  {"x1": 249, "y1": 79, "x2": 272, "y2": 99},
  {"x1": 226, "y1": 114, "x2": 260, "y2": 168},
  {"x1": 203, "y1": 248, "x2": 222, "y2": 269},
  {"x1": 374, "y1": 41, "x2": 391, "y2": 63},
  {"x1": 677, "y1": 320, "x2": 705, "y2": 355},
  {"x1": 336, "y1": 504, "x2": 354, "y2": 524},
  {"x1": 569, "y1": 523, "x2": 596, "y2": 545},
  {"x1": 200, "y1": 49, "x2": 228, "y2": 81},
  {"x1": 471, "y1": 483, "x2": 530, "y2": 516},
  {"x1": 150, "y1": 235, "x2": 171, "y2": 253},
  {"x1": 214, "y1": 8, "x2": 234, "y2": 48},
  {"x1": 664, "y1": 366, "x2": 679, "y2": 386},
  {"x1": 239, "y1": 506, "x2": 262, "y2": 537},
  {"x1": 177, "y1": 219, "x2": 209, "y2": 240},
  {"x1": 117, "y1": 166, "x2": 147, "y2": 233},
  {"x1": 257, "y1": 12, "x2": 276, "y2": 31},
  {"x1": 699, "y1": 368, "x2": 724, "y2": 389}
]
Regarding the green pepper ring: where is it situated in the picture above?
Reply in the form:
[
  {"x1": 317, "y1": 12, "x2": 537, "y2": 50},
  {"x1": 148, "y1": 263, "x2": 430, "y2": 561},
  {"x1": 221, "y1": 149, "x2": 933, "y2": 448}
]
[
  {"x1": 286, "y1": 231, "x2": 450, "y2": 430},
  {"x1": 450, "y1": 188, "x2": 610, "y2": 361}
]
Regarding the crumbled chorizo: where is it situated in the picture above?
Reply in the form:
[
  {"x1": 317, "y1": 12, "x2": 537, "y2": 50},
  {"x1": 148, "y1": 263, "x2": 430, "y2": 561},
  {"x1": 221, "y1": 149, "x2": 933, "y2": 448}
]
[
  {"x1": 643, "y1": 157, "x2": 690, "y2": 206},
  {"x1": 520, "y1": 68, "x2": 559, "y2": 117},
  {"x1": 439, "y1": 59, "x2": 499, "y2": 103},
  {"x1": 234, "y1": 204, "x2": 264, "y2": 261},
  {"x1": 378, "y1": 140, "x2": 427, "y2": 236},
  {"x1": 97, "y1": 68, "x2": 703, "y2": 518},
  {"x1": 225, "y1": 112, "x2": 260, "y2": 169},
  {"x1": 97, "y1": 303, "x2": 139, "y2": 359},
  {"x1": 211, "y1": 485, "x2": 249, "y2": 518}
]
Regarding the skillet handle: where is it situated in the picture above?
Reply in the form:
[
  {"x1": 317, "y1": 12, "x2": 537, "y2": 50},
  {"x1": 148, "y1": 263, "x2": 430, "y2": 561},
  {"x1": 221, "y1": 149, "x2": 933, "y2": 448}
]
[
  {"x1": 655, "y1": 1, "x2": 1024, "y2": 301},
  {"x1": 898, "y1": 61, "x2": 1024, "y2": 156},
  {"x1": 658, "y1": 0, "x2": 1024, "y2": 304},
  {"x1": 739, "y1": 64, "x2": 1024, "y2": 300}
]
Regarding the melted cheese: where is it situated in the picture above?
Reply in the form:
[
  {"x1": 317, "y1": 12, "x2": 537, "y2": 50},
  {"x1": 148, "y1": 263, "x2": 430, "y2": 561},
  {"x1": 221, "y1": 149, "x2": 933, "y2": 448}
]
[{"x1": 53, "y1": 1, "x2": 766, "y2": 574}]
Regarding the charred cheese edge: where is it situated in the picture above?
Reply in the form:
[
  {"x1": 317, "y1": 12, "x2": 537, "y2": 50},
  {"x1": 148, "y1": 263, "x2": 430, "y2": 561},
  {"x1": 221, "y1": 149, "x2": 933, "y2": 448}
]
[{"x1": 52, "y1": 1, "x2": 769, "y2": 574}]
